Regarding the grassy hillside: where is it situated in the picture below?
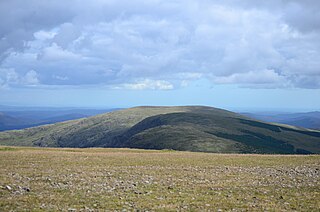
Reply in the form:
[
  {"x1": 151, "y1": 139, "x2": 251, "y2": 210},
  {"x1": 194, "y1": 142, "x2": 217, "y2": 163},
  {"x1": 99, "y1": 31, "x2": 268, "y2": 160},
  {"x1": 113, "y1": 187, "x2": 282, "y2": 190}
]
[
  {"x1": 0, "y1": 106, "x2": 189, "y2": 147},
  {"x1": 0, "y1": 108, "x2": 118, "y2": 131},
  {"x1": 0, "y1": 147, "x2": 319, "y2": 211},
  {"x1": 0, "y1": 106, "x2": 319, "y2": 154}
]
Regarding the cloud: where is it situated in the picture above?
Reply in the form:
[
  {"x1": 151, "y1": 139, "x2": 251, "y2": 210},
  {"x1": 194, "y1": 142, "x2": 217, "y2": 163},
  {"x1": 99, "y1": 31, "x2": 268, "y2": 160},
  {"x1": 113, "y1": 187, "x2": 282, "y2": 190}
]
[
  {"x1": 0, "y1": 68, "x2": 39, "y2": 88},
  {"x1": 34, "y1": 30, "x2": 57, "y2": 41},
  {"x1": 283, "y1": 1, "x2": 320, "y2": 33},
  {"x1": 212, "y1": 69, "x2": 287, "y2": 86},
  {"x1": 23, "y1": 70, "x2": 39, "y2": 85},
  {"x1": 0, "y1": 68, "x2": 19, "y2": 88},
  {"x1": 38, "y1": 43, "x2": 82, "y2": 61},
  {"x1": 113, "y1": 79, "x2": 174, "y2": 90},
  {"x1": 0, "y1": 0, "x2": 319, "y2": 90},
  {"x1": 53, "y1": 75, "x2": 69, "y2": 81}
]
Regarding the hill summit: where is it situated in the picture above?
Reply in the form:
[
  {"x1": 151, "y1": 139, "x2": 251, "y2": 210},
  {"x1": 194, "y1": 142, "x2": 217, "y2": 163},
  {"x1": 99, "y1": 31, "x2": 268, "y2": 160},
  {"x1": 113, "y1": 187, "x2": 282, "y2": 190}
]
[{"x1": 0, "y1": 106, "x2": 319, "y2": 154}]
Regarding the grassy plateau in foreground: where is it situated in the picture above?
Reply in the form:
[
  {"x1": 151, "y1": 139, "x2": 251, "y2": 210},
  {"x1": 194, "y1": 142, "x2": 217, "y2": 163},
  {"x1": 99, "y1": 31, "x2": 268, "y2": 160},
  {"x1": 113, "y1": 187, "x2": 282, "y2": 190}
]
[{"x1": 0, "y1": 146, "x2": 319, "y2": 211}]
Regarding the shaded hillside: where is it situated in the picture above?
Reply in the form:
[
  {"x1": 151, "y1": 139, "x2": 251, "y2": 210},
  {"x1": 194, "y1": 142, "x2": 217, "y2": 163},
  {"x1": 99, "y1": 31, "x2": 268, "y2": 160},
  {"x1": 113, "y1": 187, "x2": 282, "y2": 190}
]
[{"x1": 0, "y1": 106, "x2": 319, "y2": 154}]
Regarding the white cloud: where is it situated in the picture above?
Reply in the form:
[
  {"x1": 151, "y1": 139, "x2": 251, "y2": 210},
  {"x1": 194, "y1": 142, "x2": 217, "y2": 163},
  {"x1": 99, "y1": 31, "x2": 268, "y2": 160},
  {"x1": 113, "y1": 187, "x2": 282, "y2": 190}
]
[
  {"x1": 53, "y1": 75, "x2": 68, "y2": 81},
  {"x1": 23, "y1": 70, "x2": 39, "y2": 85},
  {"x1": 212, "y1": 69, "x2": 287, "y2": 87},
  {"x1": 177, "y1": 72, "x2": 203, "y2": 80},
  {"x1": 34, "y1": 30, "x2": 57, "y2": 40},
  {"x1": 37, "y1": 43, "x2": 82, "y2": 61},
  {"x1": 114, "y1": 79, "x2": 174, "y2": 90},
  {"x1": 0, "y1": 68, "x2": 39, "y2": 89},
  {"x1": 0, "y1": 68, "x2": 19, "y2": 88}
]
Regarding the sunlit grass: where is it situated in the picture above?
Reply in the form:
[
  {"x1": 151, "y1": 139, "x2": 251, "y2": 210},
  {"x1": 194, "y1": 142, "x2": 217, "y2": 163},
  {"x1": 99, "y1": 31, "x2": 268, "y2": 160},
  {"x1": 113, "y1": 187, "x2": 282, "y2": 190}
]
[{"x1": 0, "y1": 146, "x2": 319, "y2": 211}]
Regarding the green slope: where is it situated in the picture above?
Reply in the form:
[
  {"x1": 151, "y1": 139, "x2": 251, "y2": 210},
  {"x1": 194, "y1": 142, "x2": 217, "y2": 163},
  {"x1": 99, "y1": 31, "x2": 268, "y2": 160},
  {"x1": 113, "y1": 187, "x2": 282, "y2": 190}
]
[{"x1": 0, "y1": 106, "x2": 319, "y2": 154}]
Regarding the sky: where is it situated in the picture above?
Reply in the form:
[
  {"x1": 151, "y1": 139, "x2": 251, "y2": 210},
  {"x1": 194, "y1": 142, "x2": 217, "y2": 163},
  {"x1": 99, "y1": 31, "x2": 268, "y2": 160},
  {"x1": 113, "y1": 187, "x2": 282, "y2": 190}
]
[{"x1": 0, "y1": 0, "x2": 319, "y2": 111}]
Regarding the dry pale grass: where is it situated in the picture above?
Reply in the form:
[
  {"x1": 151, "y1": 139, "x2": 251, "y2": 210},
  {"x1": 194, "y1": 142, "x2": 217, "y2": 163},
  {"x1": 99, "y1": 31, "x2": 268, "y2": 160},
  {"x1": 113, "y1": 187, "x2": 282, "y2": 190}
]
[{"x1": 0, "y1": 146, "x2": 319, "y2": 211}]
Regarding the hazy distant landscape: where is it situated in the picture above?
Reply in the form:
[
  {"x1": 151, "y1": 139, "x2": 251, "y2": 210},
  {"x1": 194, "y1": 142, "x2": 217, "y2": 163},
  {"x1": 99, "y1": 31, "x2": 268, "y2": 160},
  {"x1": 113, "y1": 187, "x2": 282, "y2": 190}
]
[{"x1": 243, "y1": 111, "x2": 320, "y2": 130}]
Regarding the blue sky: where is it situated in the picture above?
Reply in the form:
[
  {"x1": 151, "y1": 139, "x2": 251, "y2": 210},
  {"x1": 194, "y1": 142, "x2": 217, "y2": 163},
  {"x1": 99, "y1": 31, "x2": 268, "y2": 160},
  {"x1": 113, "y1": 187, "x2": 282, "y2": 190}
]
[{"x1": 0, "y1": 0, "x2": 320, "y2": 111}]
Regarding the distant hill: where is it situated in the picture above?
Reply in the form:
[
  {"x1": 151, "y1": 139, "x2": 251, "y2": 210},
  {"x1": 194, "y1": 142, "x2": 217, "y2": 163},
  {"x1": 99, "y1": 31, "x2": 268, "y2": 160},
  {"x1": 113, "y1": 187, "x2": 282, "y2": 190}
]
[
  {"x1": 243, "y1": 111, "x2": 320, "y2": 130},
  {"x1": 0, "y1": 108, "x2": 119, "y2": 131},
  {"x1": 0, "y1": 113, "x2": 32, "y2": 131},
  {"x1": 0, "y1": 106, "x2": 319, "y2": 154}
]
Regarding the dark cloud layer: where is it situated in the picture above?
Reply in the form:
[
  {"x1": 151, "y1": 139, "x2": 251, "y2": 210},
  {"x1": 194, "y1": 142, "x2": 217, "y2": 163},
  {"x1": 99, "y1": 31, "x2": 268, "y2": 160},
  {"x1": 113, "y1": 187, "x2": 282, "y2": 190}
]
[{"x1": 0, "y1": 0, "x2": 319, "y2": 90}]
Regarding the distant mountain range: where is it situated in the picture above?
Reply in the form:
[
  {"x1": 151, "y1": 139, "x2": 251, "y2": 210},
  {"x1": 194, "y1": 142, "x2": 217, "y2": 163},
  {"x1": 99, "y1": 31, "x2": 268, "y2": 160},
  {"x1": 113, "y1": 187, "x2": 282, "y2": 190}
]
[
  {"x1": 0, "y1": 107, "x2": 119, "y2": 131},
  {"x1": 0, "y1": 106, "x2": 319, "y2": 154},
  {"x1": 242, "y1": 111, "x2": 320, "y2": 130}
]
